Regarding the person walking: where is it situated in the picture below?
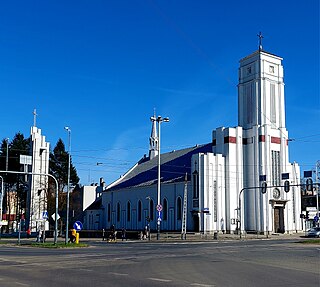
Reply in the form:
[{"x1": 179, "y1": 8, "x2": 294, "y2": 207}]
[
  {"x1": 121, "y1": 228, "x2": 126, "y2": 241},
  {"x1": 69, "y1": 228, "x2": 76, "y2": 243}
]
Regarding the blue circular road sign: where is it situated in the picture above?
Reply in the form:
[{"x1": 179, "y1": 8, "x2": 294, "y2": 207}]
[{"x1": 73, "y1": 221, "x2": 83, "y2": 231}]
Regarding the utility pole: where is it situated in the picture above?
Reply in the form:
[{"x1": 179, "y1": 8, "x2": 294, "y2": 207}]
[
  {"x1": 5, "y1": 138, "x2": 9, "y2": 232},
  {"x1": 64, "y1": 127, "x2": 71, "y2": 245},
  {"x1": 150, "y1": 115, "x2": 169, "y2": 240}
]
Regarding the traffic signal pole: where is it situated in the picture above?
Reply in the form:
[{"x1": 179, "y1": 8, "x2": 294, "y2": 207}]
[
  {"x1": 0, "y1": 170, "x2": 59, "y2": 245},
  {"x1": 238, "y1": 182, "x2": 319, "y2": 239}
]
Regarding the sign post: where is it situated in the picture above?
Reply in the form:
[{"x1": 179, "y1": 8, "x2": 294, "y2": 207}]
[{"x1": 73, "y1": 221, "x2": 83, "y2": 244}]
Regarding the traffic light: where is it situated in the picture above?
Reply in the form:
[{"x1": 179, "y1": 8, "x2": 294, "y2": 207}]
[
  {"x1": 284, "y1": 180, "x2": 290, "y2": 193},
  {"x1": 306, "y1": 178, "x2": 313, "y2": 191},
  {"x1": 261, "y1": 182, "x2": 267, "y2": 194},
  {"x1": 306, "y1": 211, "x2": 309, "y2": 220}
]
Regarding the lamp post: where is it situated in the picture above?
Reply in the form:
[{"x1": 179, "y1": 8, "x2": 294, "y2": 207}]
[
  {"x1": 238, "y1": 185, "x2": 263, "y2": 239},
  {"x1": 150, "y1": 115, "x2": 169, "y2": 240},
  {"x1": 316, "y1": 161, "x2": 320, "y2": 227},
  {"x1": 0, "y1": 175, "x2": 3, "y2": 236},
  {"x1": 5, "y1": 138, "x2": 9, "y2": 232},
  {"x1": 5, "y1": 138, "x2": 9, "y2": 172},
  {"x1": 64, "y1": 127, "x2": 71, "y2": 244}
]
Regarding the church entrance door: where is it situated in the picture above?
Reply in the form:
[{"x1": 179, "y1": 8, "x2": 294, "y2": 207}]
[
  {"x1": 274, "y1": 207, "x2": 285, "y2": 233},
  {"x1": 193, "y1": 214, "x2": 199, "y2": 232}
]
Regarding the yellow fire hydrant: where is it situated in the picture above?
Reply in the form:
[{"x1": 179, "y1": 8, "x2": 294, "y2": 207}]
[{"x1": 75, "y1": 232, "x2": 80, "y2": 244}]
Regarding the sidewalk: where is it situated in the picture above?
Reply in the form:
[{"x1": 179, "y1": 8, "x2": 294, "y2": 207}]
[
  {"x1": 0, "y1": 231, "x2": 308, "y2": 246},
  {"x1": 151, "y1": 231, "x2": 306, "y2": 242}
]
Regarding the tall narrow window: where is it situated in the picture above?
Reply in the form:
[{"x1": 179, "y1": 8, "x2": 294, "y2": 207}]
[
  {"x1": 117, "y1": 202, "x2": 121, "y2": 222},
  {"x1": 177, "y1": 197, "x2": 182, "y2": 220},
  {"x1": 193, "y1": 170, "x2": 199, "y2": 199},
  {"x1": 272, "y1": 151, "x2": 280, "y2": 186},
  {"x1": 127, "y1": 201, "x2": 131, "y2": 222},
  {"x1": 107, "y1": 203, "x2": 111, "y2": 222},
  {"x1": 138, "y1": 200, "x2": 142, "y2": 222},
  {"x1": 150, "y1": 199, "x2": 154, "y2": 221},
  {"x1": 163, "y1": 198, "x2": 168, "y2": 221},
  {"x1": 270, "y1": 83, "x2": 276, "y2": 124},
  {"x1": 245, "y1": 83, "x2": 253, "y2": 125}
]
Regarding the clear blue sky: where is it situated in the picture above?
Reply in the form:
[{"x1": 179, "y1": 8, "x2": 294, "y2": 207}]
[{"x1": 0, "y1": 0, "x2": 319, "y2": 185}]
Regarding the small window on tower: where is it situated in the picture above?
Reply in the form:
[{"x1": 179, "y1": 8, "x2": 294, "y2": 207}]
[
  {"x1": 247, "y1": 66, "x2": 252, "y2": 74},
  {"x1": 269, "y1": 65, "x2": 275, "y2": 73}
]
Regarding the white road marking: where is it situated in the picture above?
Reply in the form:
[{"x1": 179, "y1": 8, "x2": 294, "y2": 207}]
[
  {"x1": 14, "y1": 282, "x2": 30, "y2": 286},
  {"x1": 148, "y1": 277, "x2": 172, "y2": 282},
  {"x1": 108, "y1": 272, "x2": 129, "y2": 276},
  {"x1": 0, "y1": 258, "x2": 27, "y2": 264},
  {"x1": 78, "y1": 268, "x2": 93, "y2": 272},
  {"x1": 191, "y1": 284, "x2": 215, "y2": 287}
]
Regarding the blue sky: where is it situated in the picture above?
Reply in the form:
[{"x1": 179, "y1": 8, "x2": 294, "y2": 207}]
[{"x1": 0, "y1": 0, "x2": 319, "y2": 185}]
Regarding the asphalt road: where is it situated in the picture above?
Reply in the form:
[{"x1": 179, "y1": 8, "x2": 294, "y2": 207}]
[{"x1": 0, "y1": 239, "x2": 319, "y2": 287}]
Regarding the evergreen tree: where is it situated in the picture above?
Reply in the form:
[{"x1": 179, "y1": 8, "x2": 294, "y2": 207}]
[
  {"x1": 49, "y1": 138, "x2": 79, "y2": 191},
  {"x1": 0, "y1": 133, "x2": 30, "y2": 232}
]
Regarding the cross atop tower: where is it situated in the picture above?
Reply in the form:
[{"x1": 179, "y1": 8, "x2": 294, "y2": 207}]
[
  {"x1": 257, "y1": 32, "x2": 264, "y2": 51},
  {"x1": 33, "y1": 108, "x2": 38, "y2": 127}
]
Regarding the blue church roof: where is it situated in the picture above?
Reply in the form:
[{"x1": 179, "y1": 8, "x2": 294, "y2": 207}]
[{"x1": 107, "y1": 143, "x2": 212, "y2": 191}]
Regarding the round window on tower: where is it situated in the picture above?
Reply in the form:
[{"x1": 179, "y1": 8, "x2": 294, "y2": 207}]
[{"x1": 273, "y1": 188, "x2": 281, "y2": 199}]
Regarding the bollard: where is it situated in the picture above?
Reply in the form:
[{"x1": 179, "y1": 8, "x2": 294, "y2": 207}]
[{"x1": 76, "y1": 232, "x2": 79, "y2": 244}]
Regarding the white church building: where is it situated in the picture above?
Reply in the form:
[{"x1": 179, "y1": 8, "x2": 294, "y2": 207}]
[{"x1": 84, "y1": 46, "x2": 302, "y2": 235}]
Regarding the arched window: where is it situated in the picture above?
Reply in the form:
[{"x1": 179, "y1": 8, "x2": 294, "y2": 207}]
[
  {"x1": 127, "y1": 201, "x2": 131, "y2": 221},
  {"x1": 163, "y1": 198, "x2": 168, "y2": 221},
  {"x1": 193, "y1": 170, "x2": 199, "y2": 199},
  {"x1": 177, "y1": 197, "x2": 182, "y2": 220},
  {"x1": 117, "y1": 202, "x2": 121, "y2": 222},
  {"x1": 107, "y1": 203, "x2": 111, "y2": 222},
  {"x1": 138, "y1": 200, "x2": 142, "y2": 222},
  {"x1": 150, "y1": 199, "x2": 154, "y2": 221}
]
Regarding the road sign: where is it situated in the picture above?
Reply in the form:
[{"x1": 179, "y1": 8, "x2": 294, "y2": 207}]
[
  {"x1": 19, "y1": 155, "x2": 32, "y2": 165},
  {"x1": 42, "y1": 211, "x2": 48, "y2": 220},
  {"x1": 73, "y1": 221, "x2": 83, "y2": 231},
  {"x1": 314, "y1": 215, "x2": 319, "y2": 222},
  {"x1": 156, "y1": 204, "x2": 163, "y2": 212},
  {"x1": 51, "y1": 213, "x2": 60, "y2": 221}
]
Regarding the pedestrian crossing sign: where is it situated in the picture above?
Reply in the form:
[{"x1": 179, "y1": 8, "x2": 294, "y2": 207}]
[{"x1": 42, "y1": 211, "x2": 48, "y2": 220}]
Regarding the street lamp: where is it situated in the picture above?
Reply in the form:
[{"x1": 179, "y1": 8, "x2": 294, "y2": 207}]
[
  {"x1": 150, "y1": 115, "x2": 169, "y2": 240},
  {"x1": 64, "y1": 126, "x2": 71, "y2": 244},
  {"x1": 5, "y1": 138, "x2": 9, "y2": 233},
  {"x1": 5, "y1": 138, "x2": 9, "y2": 172},
  {"x1": 0, "y1": 175, "x2": 3, "y2": 235}
]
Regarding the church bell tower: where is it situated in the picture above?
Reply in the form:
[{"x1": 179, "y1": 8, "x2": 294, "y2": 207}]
[
  {"x1": 238, "y1": 42, "x2": 285, "y2": 130},
  {"x1": 236, "y1": 35, "x2": 301, "y2": 234}
]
